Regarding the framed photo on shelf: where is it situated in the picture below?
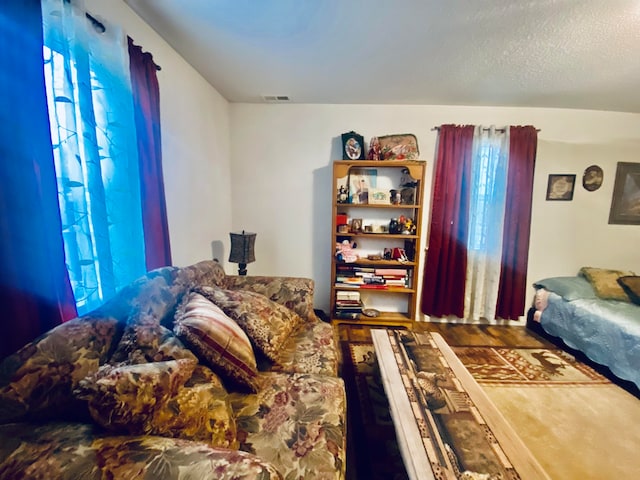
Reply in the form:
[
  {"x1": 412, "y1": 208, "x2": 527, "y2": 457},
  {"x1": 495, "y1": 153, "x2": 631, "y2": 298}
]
[
  {"x1": 546, "y1": 174, "x2": 576, "y2": 201},
  {"x1": 349, "y1": 168, "x2": 377, "y2": 204},
  {"x1": 350, "y1": 218, "x2": 363, "y2": 233},
  {"x1": 368, "y1": 188, "x2": 390, "y2": 204},
  {"x1": 608, "y1": 162, "x2": 640, "y2": 225}
]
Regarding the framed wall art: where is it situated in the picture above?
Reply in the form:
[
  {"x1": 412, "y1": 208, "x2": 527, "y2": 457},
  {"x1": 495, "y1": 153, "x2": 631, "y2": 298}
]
[
  {"x1": 546, "y1": 174, "x2": 576, "y2": 201},
  {"x1": 608, "y1": 162, "x2": 640, "y2": 225},
  {"x1": 341, "y1": 131, "x2": 365, "y2": 160}
]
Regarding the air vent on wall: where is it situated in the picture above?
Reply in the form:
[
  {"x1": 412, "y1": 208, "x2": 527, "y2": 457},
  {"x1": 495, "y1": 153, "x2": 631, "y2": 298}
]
[{"x1": 262, "y1": 95, "x2": 291, "y2": 103}]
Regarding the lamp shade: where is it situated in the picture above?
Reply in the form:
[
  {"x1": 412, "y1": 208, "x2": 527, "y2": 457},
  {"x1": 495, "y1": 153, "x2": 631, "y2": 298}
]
[{"x1": 228, "y1": 231, "x2": 256, "y2": 265}]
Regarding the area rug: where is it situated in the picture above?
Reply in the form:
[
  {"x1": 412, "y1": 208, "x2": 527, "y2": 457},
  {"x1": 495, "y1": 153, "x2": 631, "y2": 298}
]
[{"x1": 452, "y1": 345, "x2": 640, "y2": 480}]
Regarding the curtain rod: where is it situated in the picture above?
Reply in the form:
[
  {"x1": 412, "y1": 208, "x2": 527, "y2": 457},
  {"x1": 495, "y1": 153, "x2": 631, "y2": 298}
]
[
  {"x1": 84, "y1": 13, "x2": 162, "y2": 71},
  {"x1": 62, "y1": 0, "x2": 162, "y2": 71},
  {"x1": 431, "y1": 126, "x2": 541, "y2": 132}
]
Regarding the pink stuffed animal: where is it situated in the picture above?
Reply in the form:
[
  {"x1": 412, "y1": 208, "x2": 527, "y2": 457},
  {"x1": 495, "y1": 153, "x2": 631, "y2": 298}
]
[{"x1": 335, "y1": 239, "x2": 358, "y2": 263}]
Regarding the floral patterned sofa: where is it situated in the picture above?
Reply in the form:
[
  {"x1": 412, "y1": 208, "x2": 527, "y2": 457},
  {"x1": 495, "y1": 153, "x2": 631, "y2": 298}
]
[{"x1": 0, "y1": 260, "x2": 345, "y2": 480}]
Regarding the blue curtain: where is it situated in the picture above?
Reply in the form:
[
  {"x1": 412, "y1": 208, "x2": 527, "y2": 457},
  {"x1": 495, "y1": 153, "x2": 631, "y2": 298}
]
[
  {"x1": 41, "y1": 0, "x2": 146, "y2": 314},
  {"x1": 0, "y1": 0, "x2": 77, "y2": 360}
]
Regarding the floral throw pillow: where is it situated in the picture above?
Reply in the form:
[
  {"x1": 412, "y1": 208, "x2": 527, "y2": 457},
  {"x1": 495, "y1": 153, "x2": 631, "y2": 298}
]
[
  {"x1": 74, "y1": 358, "x2": 197, "y2": 434},
  {"x1": 194, "y1": 285, "x2": 302, "y2": 364},
  {"x1": 109, "y1": 313, "x2": 197, "y2": 365},
  {"x1": 174, "y1": 292, "x2": 259, "y2": 392},
  {"x1": 153, "y1": 365, "x2": 238, "y2": 449}
]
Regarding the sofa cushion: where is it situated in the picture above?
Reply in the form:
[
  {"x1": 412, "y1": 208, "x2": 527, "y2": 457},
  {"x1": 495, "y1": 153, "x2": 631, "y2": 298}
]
[
  {"x1": 0, "y1": 315, "x2": 121, "y2": 424},
  {"x1": 229, "y1": 372, "x2": 346, "y2": 480},
  {"x1": 579, "y1": 267, "x2": 635, "y2": 301},
  {"x1": 271, "y1": 320, "x2": 339, "y2": 376},
  {"x1": 174, "y1": 292, "x2": 259, "y2": 392},
  {"x1": 0, "y1": 422, "x2": 283, "y2": 480},
  {"x1": 618, "y1": 276, "x2": 640, "y2": 305},
  {"x1": 74, "y1": 358, "x2": 197, "y2": 434},
  {"x1": 194, "y1": 286, "x2": 302, "y2": 364}
]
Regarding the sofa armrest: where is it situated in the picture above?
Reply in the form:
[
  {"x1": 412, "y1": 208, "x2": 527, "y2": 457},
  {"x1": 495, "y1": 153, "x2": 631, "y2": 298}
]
[{"x1": 224, "y1": 276, "x2": 317, "y2": 323}]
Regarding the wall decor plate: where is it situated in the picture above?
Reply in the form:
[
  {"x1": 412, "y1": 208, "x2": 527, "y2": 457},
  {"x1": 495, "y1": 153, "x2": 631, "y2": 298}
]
[
  {"x1": 377, "y1": 133, "x2": 419, "y2": 160},
  {"x1": 582, "y1": 165, "x2": 604, "y2": 192}
]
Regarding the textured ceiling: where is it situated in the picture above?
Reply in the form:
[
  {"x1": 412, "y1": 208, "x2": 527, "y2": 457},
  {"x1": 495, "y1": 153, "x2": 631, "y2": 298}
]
[{"x1": 124, "y1": 0, "x2": 640, "y2": 113}]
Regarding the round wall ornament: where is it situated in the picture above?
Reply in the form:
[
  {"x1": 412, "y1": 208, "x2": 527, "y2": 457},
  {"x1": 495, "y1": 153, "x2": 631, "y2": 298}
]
[{"x1": 582, "y1": 165, "x2": 603, "y2": 191}]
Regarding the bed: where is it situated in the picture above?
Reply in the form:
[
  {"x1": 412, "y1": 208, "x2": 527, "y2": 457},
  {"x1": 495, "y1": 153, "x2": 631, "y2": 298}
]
[{"x1": 530, "y1": 267, "x2": 640, "y2": 389}]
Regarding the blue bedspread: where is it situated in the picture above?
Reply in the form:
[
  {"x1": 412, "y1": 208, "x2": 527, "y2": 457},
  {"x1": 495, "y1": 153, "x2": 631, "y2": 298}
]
[{"x1": 539, "y1": 290, "x2": 640, "y2": 388}]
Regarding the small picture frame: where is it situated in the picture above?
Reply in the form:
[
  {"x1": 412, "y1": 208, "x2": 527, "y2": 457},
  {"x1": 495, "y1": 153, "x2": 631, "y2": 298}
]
[
  {"x1": 368, "y1": 188, "x2": 389, "y2": 204},
  {"x1": 349, "y1": 168, "x2": 377, "y2": 204},
  {"x1": 546, "y1": 174, "x2": 576, "y2": 201},
  {"x1": 608, "y1": 162, "x2": 640, "y2": 225},
  {"x1": 341, "y1": 131, "x2": 365, "y2": 160},
  {"x1": 351, "y1": 218, "x2": 363, "y2": 233}
]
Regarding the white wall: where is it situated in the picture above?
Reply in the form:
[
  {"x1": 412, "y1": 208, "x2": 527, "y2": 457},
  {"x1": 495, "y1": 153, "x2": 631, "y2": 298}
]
[
  {"x1": 83, "y1": 1, "x2": 640, "y2": 320},
  {"x1": 86, "y1": 0, "x2": 233, "y2": 267},
  {"x1": 230, "y1": 104, "x2": 640, "y2": 318}
]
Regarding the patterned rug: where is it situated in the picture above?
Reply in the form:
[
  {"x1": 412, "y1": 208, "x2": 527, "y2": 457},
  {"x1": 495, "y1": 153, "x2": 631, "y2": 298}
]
[
  {"x1": 451, "y1": 345, "x2": 640, "y2": 480},
  {"x1": 341, "y1": 330, "x2": 640, "y2": 480},
  {"x1": 451, "y1": 346, "x2": 610, "y2": 385}
]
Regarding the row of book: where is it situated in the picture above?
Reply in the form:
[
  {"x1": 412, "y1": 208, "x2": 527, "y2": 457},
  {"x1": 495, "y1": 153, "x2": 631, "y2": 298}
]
[
  {"x1": 334, "y1": 291, "x2": 363, "y2": 319},
  {"x1": 335, "y1": 265, "x2": 411, "y2": 289}
]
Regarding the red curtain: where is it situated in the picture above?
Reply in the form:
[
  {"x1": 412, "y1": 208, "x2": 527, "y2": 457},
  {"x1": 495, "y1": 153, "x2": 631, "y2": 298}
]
[
  {"x1": 496, "y1": 126, "x2": 538, "y2": 319},
  {"x1": 421, "y1": 125, "x2": 475, "y2": 318},
  {"x1": 128, "y1": 37, "x2": 172, "y2": 270},
  {"x1": 0, "y1": 0, "x2": 77, "y2": 360}
]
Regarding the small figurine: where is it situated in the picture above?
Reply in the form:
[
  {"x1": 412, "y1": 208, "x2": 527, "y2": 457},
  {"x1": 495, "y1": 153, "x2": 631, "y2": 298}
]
[
  {"x1": 367, "y1": 137, "x2": 381, "y2": 160},
  {"x1": 337, "y1": 185, "x2": 348, "y2": 203},
  {"x1": 335, "y1": 239, "x2": 358, "y2": 263},
  {"x1": 402, "y1": 217, "x2": 415, "y2": 235}
]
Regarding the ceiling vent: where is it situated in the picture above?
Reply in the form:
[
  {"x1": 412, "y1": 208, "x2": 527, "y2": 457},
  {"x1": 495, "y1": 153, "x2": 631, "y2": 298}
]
[{"x1": 262, "y1": 95, "x2": 290, "y2": 103}]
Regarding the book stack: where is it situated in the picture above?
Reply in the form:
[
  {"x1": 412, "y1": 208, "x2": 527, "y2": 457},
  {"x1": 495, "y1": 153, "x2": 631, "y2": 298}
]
[
  {"x1": 335, "y1": 265, "x2": 410, "y2": 289},
  {"x1": 334, "y1": 291, "x2": 363, "y2": 319},
  {"x1": 375, "y1": 268, "x2": 409, "y2": 288}
]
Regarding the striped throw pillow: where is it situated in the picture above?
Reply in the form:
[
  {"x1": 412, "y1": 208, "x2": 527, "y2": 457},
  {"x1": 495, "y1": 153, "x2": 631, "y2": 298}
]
[{"x1": 174, "y1": 292, "x2": 259, "y2": 392}]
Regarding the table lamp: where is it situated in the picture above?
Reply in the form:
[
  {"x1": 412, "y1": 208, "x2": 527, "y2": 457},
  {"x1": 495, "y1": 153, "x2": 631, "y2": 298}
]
[{"x1": 228, "y1": 231, "x2": 256, "y2": 275}]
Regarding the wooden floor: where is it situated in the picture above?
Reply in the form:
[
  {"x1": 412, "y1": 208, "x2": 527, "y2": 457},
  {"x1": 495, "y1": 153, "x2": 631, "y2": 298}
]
[
  {"x1": 336, "y1": 321, "x2": 552, "y2": 348},
  {"x1": 413, "y1": 322, "x2": 552, "y2": 347}
]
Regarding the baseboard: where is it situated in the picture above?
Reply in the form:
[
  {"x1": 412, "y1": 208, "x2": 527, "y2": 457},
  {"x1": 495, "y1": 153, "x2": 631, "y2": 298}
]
[{"x1": 419, "y1": 314, "x2": 526, "y2": 326}]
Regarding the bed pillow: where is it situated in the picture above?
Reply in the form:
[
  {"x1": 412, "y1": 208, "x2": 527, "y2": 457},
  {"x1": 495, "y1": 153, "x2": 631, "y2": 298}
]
[
  {"x1": 194, "y1": 285, "x2": 302, "y2": 364},
  {"x1": 174, "y1": 292, "x2": 259, "y2": 392},
  {"x1": 579, "y1": 267, "x2": 635, "y2": 302},
  {"x1": 618, "y1": 276, "x2": 640, "y2": 305},
  {"x1": 533, "y1": 276, "x2": 596, "y2": 301}
]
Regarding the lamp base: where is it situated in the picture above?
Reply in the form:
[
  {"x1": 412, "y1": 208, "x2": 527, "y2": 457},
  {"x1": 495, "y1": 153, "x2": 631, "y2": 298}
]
[{"x1": 237, "y1": 263, "x2": 248, "y2": 276}]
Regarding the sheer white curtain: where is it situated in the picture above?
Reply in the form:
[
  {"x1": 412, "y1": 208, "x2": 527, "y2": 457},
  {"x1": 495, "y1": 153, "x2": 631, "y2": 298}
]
[
  {"x1": 42, "y1": 0, "x2": 145, "y2": 314},
  {"x1": 464, "y1": 126, "x2": 509, "y2": 321}
]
